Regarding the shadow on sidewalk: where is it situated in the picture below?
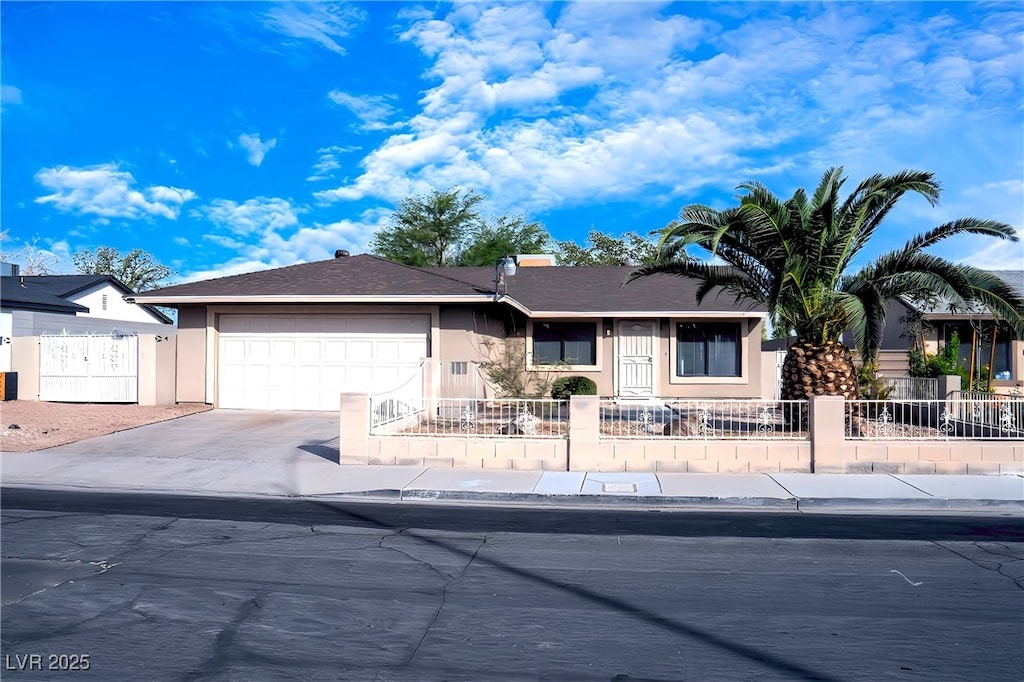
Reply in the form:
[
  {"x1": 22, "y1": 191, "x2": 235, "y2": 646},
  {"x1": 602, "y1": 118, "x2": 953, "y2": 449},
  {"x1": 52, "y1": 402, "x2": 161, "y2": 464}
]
[{"x1": 298, "y1": 437, "x2": 340, "y2": 464}]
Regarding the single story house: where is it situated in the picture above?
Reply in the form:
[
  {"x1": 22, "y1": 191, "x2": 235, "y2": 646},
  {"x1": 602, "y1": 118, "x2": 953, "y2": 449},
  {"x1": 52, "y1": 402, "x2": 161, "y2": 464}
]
[
  {"x1": 133, "y1": 253, "x2": 769, "y2": 411},
  {"x1": 861, "y1": 270, "x2": 1023, "y2": 392},
  {"x1": 0, "y1": 269, "x2": 173, "y2": 373}
]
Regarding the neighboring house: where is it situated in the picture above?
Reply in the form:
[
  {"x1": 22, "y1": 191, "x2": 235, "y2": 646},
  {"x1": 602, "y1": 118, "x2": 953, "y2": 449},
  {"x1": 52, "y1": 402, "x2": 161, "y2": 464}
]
[
  {"x1": 133, "y1": 253, "x2": 768, "y2": 411},
  {"x1": 863, "y1": 270, "x2": 1024, "y2": 392},
  {"x1": 0, "y1": 269, "x2": 173, "y2": 372}
]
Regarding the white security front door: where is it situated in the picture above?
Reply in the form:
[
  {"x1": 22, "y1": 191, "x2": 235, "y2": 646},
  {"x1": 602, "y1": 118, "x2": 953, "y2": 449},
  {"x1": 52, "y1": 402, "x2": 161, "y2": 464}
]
[
  {"x1": 217, "y1": 314, "x2": 428, "y2": 411},
  {"x1": 617, "y1": 320, "x2": 656, "y2": 398}
]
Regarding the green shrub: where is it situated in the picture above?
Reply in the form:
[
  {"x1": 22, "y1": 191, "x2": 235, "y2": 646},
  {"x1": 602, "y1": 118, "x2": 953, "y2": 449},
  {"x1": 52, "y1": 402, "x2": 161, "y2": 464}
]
[{"x1": 551, "y1": 376, "x2": 597, "y2": 400}]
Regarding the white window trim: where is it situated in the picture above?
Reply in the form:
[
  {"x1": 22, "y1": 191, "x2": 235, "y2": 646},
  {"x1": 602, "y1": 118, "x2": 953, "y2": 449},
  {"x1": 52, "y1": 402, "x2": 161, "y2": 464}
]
[{"x1": 525, "y1": 319, "x2": 602, "y2": 372}]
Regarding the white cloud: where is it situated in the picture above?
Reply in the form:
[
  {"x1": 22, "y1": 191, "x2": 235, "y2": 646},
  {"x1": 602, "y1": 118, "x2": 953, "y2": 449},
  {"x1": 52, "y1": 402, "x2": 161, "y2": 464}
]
[
  {"x1": 306, "y1": 145, "x2": 354, "y2": 182},
  {"x1": 1, "y1": 85, "x2": 22, "y2": 108},
  {"x1": 185, "y1": 197, "x2": 384, "y2": 281},
  {"x1": 958, "y1": 229, "x2": 1024, "y2": 270},
  {"x1": 34, "y1": 164, "x2": 197, "y2": 220},
  {"x1": 238, "y1": 133, "x2": 277, "y2": 167},
  {"x1": 327, "y1": 91, "x2": 402, "y2": 131},
  {"x1": 302, "y1": 1, "x2": 1021, "y2": 268},
  {"x1": 198, "y1": 197, "x2": 301, "y2": 235},
  {"x1": 261, "y1": 2, "x2": 364, "y2": 55}
]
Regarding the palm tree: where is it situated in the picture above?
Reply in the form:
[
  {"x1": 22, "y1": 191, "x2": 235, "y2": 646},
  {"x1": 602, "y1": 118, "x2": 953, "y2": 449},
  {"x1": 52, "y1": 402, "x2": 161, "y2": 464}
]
[{"x1": 630, "y1": 167, "x2": 1024, "y2": 401}]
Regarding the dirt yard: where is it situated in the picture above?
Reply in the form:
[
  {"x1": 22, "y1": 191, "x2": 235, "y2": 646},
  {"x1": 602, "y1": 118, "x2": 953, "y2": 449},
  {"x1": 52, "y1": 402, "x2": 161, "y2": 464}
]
[{"x1": 0, "y1": 401, "x2": 213, "y2": 452}]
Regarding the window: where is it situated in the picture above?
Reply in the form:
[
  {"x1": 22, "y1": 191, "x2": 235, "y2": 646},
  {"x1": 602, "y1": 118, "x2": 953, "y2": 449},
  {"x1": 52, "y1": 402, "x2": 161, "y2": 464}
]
[
  {"x1": 677, "y1": 322, "x2": 740, "y2": 377},
  {"x1": 101, "y1": 294, "x2": 108, "y2": 311},
  {"x1": 943, "y1": 322, "x2": 1011, "y2": 379},
  {"x1": 450, "y1": 361, "x2": 468, "y2": 375},
  {"x1": 533, "y1": 322, "x2": 596, "y2": 365}
]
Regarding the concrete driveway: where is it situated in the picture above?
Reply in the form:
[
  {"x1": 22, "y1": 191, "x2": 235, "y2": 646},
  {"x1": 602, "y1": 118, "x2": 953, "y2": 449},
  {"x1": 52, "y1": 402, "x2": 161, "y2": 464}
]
[{"x1": 42, "y1": 410, "x2": 341, "y2": 463}]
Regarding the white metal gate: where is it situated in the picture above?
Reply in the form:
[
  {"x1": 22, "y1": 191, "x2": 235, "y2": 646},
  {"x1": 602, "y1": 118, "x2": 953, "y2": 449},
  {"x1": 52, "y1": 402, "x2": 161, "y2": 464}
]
[
  {"x1": 775, "y1": 350, "x2": 787, "y2": 400},
  {"x1": 618, "y1": 321, "x2": 656, "y2": 398},
  {"x1": 39, "y1": 333, "x2": 139, "y2": 403}
]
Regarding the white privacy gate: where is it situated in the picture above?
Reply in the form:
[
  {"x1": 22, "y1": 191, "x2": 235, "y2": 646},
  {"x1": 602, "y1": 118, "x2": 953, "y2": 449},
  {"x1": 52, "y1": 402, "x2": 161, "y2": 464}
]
[{"x1": 39, "y1": 333, "x2": 139, "y2": 403}]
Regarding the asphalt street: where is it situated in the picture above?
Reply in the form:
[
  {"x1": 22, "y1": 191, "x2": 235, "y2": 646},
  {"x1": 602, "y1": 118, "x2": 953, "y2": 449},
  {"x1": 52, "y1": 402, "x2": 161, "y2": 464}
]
[{"x1": 1, "y1": 489, "x2": 1022, "y2": 681}]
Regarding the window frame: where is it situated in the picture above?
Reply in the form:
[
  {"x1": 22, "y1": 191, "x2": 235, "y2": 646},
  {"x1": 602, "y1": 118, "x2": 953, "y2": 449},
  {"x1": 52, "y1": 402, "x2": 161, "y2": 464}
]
[
  {"x1": 527, "y1": 319, "x2": 600, "y2": 370},
  {"x1": 668, "y1": 319, "x2": 747, "y2": 385}
]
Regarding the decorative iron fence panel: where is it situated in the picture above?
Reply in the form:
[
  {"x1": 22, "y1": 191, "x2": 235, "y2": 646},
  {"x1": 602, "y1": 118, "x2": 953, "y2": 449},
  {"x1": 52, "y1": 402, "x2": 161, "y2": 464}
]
[
  {"x1": 846, "y1": 397, "x2": 1024, "y2": 440},
  {"x1": 371, "y1": 397, "x2": 568, "y2": 438},
  {"x1": 600, "y1": 399, "x2": 809, "y2": 440}
]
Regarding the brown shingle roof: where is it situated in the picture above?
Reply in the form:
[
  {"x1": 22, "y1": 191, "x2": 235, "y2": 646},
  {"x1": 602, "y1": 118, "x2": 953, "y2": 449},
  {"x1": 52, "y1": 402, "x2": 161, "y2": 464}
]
[
  {"x1": 421, "y1": 265, "x2": 763, "y2": 314},
  {"x1": 138, "y1": 254, "x2": 764, "y2": 315},
  {"x1": 141, "y1": 254, "x2": 487, "y2": 298}
]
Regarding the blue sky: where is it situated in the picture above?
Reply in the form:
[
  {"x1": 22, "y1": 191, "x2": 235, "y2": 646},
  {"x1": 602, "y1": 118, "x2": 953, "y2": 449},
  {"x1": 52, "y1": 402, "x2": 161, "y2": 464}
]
[{"x1": 2, "y1": 1, "x2": 1022, "y2": 284}]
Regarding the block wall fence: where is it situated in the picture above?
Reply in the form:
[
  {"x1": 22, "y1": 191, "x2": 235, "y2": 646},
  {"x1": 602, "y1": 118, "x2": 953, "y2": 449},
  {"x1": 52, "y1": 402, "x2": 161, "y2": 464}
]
[{"x1": 339, "y1": 393, "x2": 1023, "y2": 475}]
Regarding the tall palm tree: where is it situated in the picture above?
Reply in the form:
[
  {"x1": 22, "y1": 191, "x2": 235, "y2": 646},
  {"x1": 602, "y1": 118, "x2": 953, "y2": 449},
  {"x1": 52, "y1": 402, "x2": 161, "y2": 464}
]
[{"x1": 630, "y1": 167, "x2": 1024, "y2": 401}]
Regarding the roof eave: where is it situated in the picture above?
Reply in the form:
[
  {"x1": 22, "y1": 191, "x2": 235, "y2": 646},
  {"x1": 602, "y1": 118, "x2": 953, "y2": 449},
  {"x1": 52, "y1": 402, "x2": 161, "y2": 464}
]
[
  {"x1": 524, "y1": 310, "x2": 767, "y2": 318},
  {"x1": 129, "y1": 294, "x2": 498, "y2": 306}
]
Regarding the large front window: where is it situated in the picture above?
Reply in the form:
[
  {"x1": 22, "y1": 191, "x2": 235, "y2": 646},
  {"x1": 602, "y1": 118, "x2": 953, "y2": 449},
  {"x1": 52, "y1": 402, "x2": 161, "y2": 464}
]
[
  {"x1": 677, "y1": 322, "x2": 740, "y2": 377},
  {"x1": 943, "y1": 322, "x2": 1012, "y2": 379},
  {"x1": 533, "y1": 322, "x2": 596, "y2": 365}
]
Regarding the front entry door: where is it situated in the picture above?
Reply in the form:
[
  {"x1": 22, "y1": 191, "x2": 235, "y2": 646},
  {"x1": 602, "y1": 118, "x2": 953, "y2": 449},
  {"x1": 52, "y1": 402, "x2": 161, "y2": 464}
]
[{"x1": 617, "y1": 320, "x2": 656, "y2": 398}]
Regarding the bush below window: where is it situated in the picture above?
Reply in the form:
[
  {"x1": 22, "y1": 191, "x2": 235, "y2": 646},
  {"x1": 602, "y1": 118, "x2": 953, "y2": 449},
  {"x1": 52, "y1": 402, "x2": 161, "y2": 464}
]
[{"x1": 551, "y1": 376, "x2": 598, "y2": 400}]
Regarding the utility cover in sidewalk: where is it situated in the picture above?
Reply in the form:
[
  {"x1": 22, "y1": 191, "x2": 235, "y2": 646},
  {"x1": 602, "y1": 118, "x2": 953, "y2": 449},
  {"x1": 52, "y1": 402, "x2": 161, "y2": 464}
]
[{"x1": 583, "y1": 473, "x2": 661, "y2": 496}]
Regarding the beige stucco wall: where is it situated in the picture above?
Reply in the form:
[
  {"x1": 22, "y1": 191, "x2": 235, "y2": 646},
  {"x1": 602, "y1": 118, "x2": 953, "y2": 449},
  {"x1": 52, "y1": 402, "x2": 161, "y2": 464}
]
[
  {"x1": 175, "y1": 303, "x2": 769, "y2": 403},
  {"x1": 175, "y1": 305, "x2": 207, "y2": 403},
  {"x1": 137, "y1": 334, "x2": 177, "y2": 406},
  {"x1": 438, "y1": 309, "x2": 765, "y2": 399},
  {"x1": 7, "y1": 333, "x2": 177, "y2": 406},
  {"x1": 9, "y1": 336, "x2": 39, "y2": 400}
]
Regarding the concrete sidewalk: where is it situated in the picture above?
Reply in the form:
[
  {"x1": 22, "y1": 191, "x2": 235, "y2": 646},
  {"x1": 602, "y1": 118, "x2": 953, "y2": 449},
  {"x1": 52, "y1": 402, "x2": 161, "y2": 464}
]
[{"x1": 3, "y1": 447, "x2": 1022, "y2": 512}]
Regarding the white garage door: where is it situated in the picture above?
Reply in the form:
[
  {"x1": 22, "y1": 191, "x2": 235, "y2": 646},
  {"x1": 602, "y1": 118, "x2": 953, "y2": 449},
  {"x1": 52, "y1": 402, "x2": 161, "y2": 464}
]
[{"x1": 217, "y1": 314, "x2": 429, "y2": 411}]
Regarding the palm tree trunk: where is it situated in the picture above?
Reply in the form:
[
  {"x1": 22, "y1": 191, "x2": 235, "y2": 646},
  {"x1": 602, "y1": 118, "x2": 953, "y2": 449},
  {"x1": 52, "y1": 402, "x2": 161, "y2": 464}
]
[{"x1": 780, "y1": 340, "x2": 860, "y2": 401}]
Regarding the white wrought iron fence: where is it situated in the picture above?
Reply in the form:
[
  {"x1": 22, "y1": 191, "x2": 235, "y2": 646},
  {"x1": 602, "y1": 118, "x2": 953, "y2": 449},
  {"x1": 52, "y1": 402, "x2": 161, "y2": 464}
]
[
  {"x1": 370, "y1": 397, "x2": 569, "y2": 438},
  {"x1": 846, "y1": 397, "x2": 1024, "y2": 440},
  {"x1": 368, "y1": 361, "x2": 427, "y2": 430},
  {"x1": 886, "y1": 377, "x2": 939, "y2": 400},
  {"x1": 600, "y1": 399, "x2": 808, "y2": 440}
]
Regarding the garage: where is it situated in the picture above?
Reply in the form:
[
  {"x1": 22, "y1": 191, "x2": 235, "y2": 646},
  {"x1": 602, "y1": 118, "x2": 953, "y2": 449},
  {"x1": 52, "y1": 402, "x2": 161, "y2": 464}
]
[{"x1": 217, "y1": 314, "x2": 429, "y2": 411}]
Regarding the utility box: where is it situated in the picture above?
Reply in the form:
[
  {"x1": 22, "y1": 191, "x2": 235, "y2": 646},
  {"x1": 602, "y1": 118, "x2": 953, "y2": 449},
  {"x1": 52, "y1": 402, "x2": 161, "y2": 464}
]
[{"x1": 0, "y1": 372, "x2": 18, "y2": 401}]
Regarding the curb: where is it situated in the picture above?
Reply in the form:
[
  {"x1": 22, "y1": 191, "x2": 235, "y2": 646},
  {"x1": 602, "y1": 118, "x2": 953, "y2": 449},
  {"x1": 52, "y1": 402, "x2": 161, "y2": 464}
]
[
  {"x1": 399, "y1": 489, "x2": 799, "y2": 508},
  {"x1": 796, "y1": 497, "x2": 1024, "y2": 512},
  {"x1": 3, "y1": 482, "x2": 1022, "y2": 514}
]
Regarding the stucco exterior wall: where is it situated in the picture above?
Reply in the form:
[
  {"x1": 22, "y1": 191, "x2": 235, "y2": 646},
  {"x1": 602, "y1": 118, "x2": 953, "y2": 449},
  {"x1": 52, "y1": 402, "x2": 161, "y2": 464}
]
[
  {"x1": 438, "y1": 309, "x2": 764, "y2": 399},
  {"x1": 175, "y1": 305, "x2": 208, "y2": 403},
  {"x1": 10, "y1": 336, "x2": 39, "y2": 400},
  {"x1": 174, "y1": 303, "x2": 767, "y2": 403},
  {"x1": 137, "y1": 334, "x2": 177, "y2": 406}
]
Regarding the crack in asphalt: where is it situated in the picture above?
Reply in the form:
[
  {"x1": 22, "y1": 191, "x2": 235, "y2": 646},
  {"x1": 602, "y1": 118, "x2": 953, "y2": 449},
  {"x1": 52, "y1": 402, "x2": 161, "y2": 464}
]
[
  {"x1": 932, "y1": 540, "x2": 1024, "y2": 590},
  {"x1": 403, "y1": 533, "x2": 489, "y2": 666}
]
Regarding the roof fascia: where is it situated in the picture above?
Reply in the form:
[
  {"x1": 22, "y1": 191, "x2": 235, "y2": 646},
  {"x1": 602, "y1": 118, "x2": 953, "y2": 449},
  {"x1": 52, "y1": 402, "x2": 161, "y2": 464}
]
[
  {"x1": 54, "y1": 275, "x2": 122, "y2": 298},
  {"x1": 522, "y1": 310, "x2": 767, "y2": 318},
  {"x1": 129, "y1": 294, "x2": 499, "y2": 305}
]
